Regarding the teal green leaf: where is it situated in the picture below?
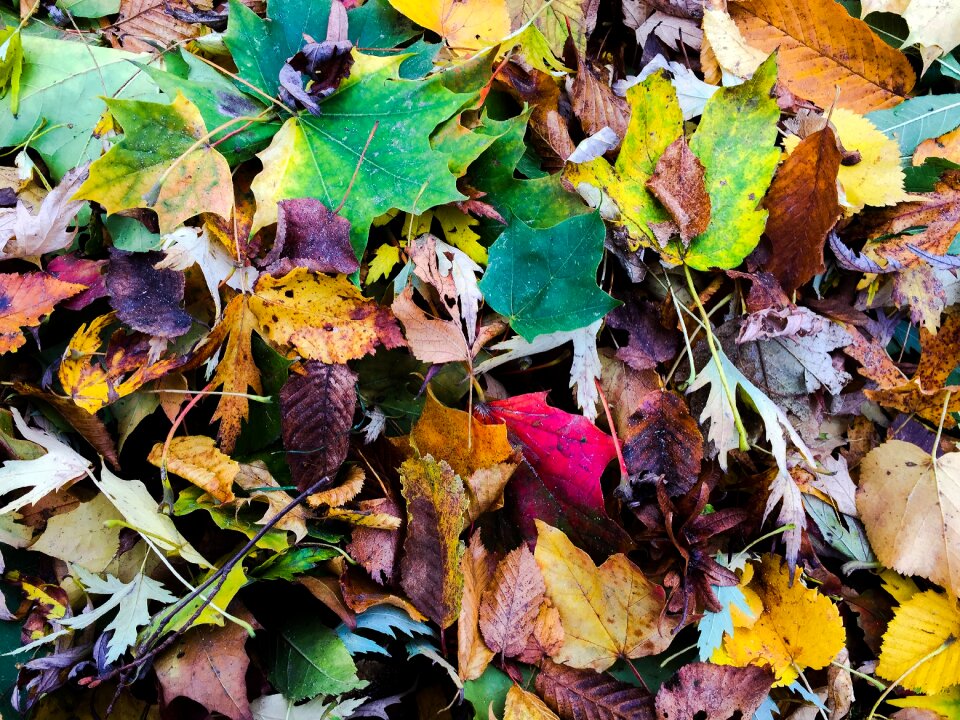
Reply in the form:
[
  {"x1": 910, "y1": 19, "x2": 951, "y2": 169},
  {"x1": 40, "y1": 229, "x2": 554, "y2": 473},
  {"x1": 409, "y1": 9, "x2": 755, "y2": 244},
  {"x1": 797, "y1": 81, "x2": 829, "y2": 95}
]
[
  {"x1": 867, "y1": 93, "x2": 960, "y2": 156},
  {"x1": 57, "y1": 0, "x2": 120, "y2": 18},
  {"x1": 223, "y1": 0, "x2": 332, "y2": 98},
  {"x1": 0, "y1": 36, "x2": 158, "y2": 180},
  {"x1": 348, "y1": 0, "x2": 418, "y2": 50},
  {"x1": 75, "y1": 92, "x2": 233, "y2": 234},
  {"x1": 684, "y1": 54, "x2": 780, "y2": 270},
  {"x1": 0, "y1": 26, "x2": 23, "y2": 116},
  {"x1": 479, "y1": 212, "x2": 619, "y2": 340},
  {"x1": 470, "y1": 109, "x2": 590, "y2": 228},
  {"x1": 269, "y1": 616, "x2": 367, "y2": 701},
  {"x1": 250, "y1": 58, "x2": 478, "y2": 255},
  {"x1": 142, "y1": 48, "x2": 279, "y2": 164},
  {"x1": 336, "y1": 606, "x2": 433, "y2": 656}
]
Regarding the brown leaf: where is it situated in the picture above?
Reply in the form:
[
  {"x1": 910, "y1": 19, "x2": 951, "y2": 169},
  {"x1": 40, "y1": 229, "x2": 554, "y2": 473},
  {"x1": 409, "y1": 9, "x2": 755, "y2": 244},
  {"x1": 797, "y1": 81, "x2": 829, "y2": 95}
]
[
  {"x1": 570, "y1": 54, "x2": 629, "y2": 143},
  {"x1": 148, "y1": 435, "x2": 238, "y2": 503},
  {"x1": 262, "y1": 198, "x2": 359, "y2": 275},
  {"x1": 479, "y1": 545, "x2": 546, "y2": 658},
  {"x1": 458, "y1": 532, "x2": 496, "y2": 681},
  {"x1": 300, "y1": 575, "x2": 356, "y2": 628},
  {"x1": 234, "y1": 461, "x2": 308, "y2": 542},
  {"x1": 646, "y1": 136, "x2": 711, "y2": 243},
  {"x1": 0, "y1": 272, "x2": 85, "y2": 355},
  {"x1": 500, "y1": 64, "x2": 575, "y2": 169},
  {"x1": 392, "y1": 285, "x2": 470, "y2": 364},
  {"x1": 340, "y1": 566, "x2": 427, "y2": 621},
  {"x1": 762, "y1": 127, "x2": 842, "y2": 294},
  {"x1": 399, "y1": 455, "x2": 466, "y2": 628},
  {"x1": 534, "y1": 658, "x2": 655, "y2": 720},
  {"x1": 280, "y1": 362, "x2": 357, "y2": 493},
  {"x1": 109, "y1": 0, "x2": 203, "y2": 53},
  {"x1": 622, "y1": 390, "x2": 703, "y2": 495},
  {"x1": 654, "y1": 663, "x2": 774, "y2": 720},
  {"x1": 154, "y1": 605, "x2": 258, "y2": 720},
  {"x1": 106, "y1": 249, "x2": 193, "y2": 339},
  {"x1": 345, "y1": 496, "x2": 402, "y2": 585},
  {"x1": 606, "y1": 300, "x2": 680, "y2": 371}
]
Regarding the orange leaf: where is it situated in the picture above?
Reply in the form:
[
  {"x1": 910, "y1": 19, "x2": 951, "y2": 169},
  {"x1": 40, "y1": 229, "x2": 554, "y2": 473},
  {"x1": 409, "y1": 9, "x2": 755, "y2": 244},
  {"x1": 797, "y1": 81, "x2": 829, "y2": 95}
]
[
  {"x1": 458, "y1": 533, "x2": 496, "y2": 681},
  {"x1": 0, "y1": 272, "x2": 85, "y2": 355}
]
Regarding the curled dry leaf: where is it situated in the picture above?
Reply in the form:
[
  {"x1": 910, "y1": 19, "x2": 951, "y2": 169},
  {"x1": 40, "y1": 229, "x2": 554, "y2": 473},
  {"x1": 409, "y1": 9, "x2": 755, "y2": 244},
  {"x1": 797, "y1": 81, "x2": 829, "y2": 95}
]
[
  {"x1": 147, "y1": 435, "x2": 238, "y2": 504},
  {"x1": 458, "y1": 533, "x2": 497, "y2": 681}
]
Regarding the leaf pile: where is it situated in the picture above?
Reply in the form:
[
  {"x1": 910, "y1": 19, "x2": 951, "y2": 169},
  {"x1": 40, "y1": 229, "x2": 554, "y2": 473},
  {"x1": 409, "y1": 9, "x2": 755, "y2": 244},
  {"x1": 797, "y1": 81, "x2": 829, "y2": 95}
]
[{"x1": 0, "y1": 0, "x2": 959, "y2": 718}]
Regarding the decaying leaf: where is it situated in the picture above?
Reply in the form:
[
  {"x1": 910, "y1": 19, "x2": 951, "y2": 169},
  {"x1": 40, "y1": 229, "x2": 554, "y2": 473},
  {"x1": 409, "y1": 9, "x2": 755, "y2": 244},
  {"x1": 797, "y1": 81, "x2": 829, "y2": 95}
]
[
  {"x1": 654, "y1": 663, "x2": 774, "y2": 720},
  {"x1": 535, "y1": 657, "x2": 656, "y2": 720},
  {"x1": 458, "y1": 532, "x2": 496, "y2": 681},
  {"x1": 479, "y1": 545, "x2": 545, "y2": 658}
]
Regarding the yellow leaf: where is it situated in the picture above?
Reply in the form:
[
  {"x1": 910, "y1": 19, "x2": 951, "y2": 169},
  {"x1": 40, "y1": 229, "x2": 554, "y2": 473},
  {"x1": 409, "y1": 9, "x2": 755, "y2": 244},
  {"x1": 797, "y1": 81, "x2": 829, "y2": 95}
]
[
  {"x1": 877, "y1": 589, "x2": 960, "y2": 693},
  {"x1": 366, "y1": 244, "x2": 401, "y2": 285},
  {"x1": 503, "y1": 685, "x2": 560, "y2": 720},
  {"x1": 783, "y1": 109, "x2": 909, "y2": 214},
  {"x1": 410, "y1": 390, "x2": 514, "y2": 479},
  {"x1": 307, "y1": 465, "x2": 365, "y2": 508},
  {"x1": 712, "y1": 555, "x2": 846, "y2": 685},
  {"x1": 857, "y1": 441, "x2": 960, "y2": 598},
  {"x1": 913, "y1": 125, "x2": 960, "y2": 166},
  {"x1": 147, "y1": 436, "x2": 238, "y2": 504},
  {"x1": 890, "y1": 686, "x2": 960, "y2": 717},
  {"x1": 248, "y1": 267, "x2": 405, "y2": 364},
  {"x1": 901, "y1": 0, "x2": 960, "y2": 70},
  {"x1": 724, "y1": 0, "x2": 915, "y2": 113},
  {"x1": 564, "y1": 71, "x2": 682, "y2": 255},
  {"x1": 324, "y1": 507, "x2": 403, "y2": 529},
  {"x1": 387, "y1": 0, "x2": 510, "y2": 53},
  {"x1": 533, "y1": 520, "x2": 674, "y2": 671},
  {"x1": 433, "y1": 206, "x2": 487, "y2": 264}
]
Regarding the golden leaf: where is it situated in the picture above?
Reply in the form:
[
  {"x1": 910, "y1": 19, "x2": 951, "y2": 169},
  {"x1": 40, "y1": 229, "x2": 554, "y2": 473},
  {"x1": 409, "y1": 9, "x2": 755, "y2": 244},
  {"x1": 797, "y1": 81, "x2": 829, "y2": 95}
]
[
  {"x1": 386, "y1": 0, "x2": 509, "y2": 53},
  {"x1": 458, "y1": 533, "x2": 496, "y2": 681},
  {"x1": 533, "y1": 520, "x2": 674, "y2": 671},
  {"x1": 504, "y1": 685, "x2": 561, "y2": 720},
  {"x1": 307, "y1": 466, "x2": 365, "y2": 509},
  {"x1": 712, "y1": 555, "x2": 846, "y2": 685},
  {"x1": 147, "y1": 436, "x2": 238, "y2": 504}
]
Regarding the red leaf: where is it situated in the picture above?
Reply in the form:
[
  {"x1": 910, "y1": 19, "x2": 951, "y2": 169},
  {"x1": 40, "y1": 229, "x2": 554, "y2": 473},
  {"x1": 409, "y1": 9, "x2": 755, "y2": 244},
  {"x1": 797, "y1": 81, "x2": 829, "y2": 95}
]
[{"x1": 480, "y1": 392, "x2": 617, "y2": 512}]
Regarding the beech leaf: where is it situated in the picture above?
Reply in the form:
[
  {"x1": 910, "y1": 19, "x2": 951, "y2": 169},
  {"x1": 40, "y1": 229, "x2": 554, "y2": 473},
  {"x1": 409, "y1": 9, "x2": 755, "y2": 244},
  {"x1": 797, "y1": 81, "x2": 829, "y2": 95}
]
[{"x1": 479, "y1": 545, "x2": 546, "y2": 658}]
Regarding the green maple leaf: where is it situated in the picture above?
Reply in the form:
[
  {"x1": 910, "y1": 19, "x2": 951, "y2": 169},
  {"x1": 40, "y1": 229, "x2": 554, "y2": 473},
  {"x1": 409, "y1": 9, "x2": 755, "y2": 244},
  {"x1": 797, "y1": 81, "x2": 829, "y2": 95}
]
[
  {"x1": 250, "y1": 58, "x2": 480, "y2": 255},
  {"x1": 0, "y1": 35, "x2": 157, "y2": 180},
  {"x1": 479, "y1": 212, "x2": 619, "y2": 339},
  {"x1": 75, "y1": 92, "x2": 234, "y2": 234},
  {"x1": 684, "y1": 54, "x2": 781, "y2": 270}
]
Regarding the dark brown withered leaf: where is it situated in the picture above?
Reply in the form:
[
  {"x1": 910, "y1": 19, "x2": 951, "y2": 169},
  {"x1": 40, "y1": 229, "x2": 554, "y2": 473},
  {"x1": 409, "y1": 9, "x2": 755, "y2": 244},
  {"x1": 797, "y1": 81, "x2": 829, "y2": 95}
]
[
  {"x1": 262, "y1": 198, "x2": 358, "y2": 275},
  {"x1": 535, "y1": 658, "x2": 655, "y2": 720},
  {"x1": 622, "y1": 390, "x2": 702, "y2": 494},
  {"x1": 106, "y1": 248, "x2": 192, "y2": 338}
]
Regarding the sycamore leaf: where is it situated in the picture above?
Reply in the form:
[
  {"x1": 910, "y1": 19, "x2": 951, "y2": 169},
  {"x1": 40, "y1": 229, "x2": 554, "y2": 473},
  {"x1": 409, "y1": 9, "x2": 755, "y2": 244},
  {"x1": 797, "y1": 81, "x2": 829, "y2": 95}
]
[
  {"x1": 857, "y1": 440, "x2": 960, "y2": 598},
  {"x1": 148, "y1": 436, "x2": 239, "y2": 504},
  {"x1": 479, "y1": 545, "x2": 546, "y2": 658},
  {"x1": 250, "y1": 56, "x2": 479, "y2": 255},
  {"x1": 249, "y1": 268, "x2": 404, "y2": 363},
  {"x1": 479, "y1": 212, "x2": 618, "y2": 339},
  {"x1": 534, "y1": 520, "x2": 673, "y2": 671},
  {"x1": 534, "y1": 657, "x2": 655, "y2": 720},
  {"x1": 0, "y1": 165, "x2": 88, "y2": 262},
  {"x1": 0, "y1": 272, "x2": 86, "y2": 355},
  {"x1": 95, "y1": 466, "x2": 211, "y2": 567},
  {"x1": 720, "y1": 0, "x2": 915, "y2": 113},
  {"x1": 712, "y1": 555, "x2": 846, "y2": 686},
  {"x1": 62, "y1": 565, "x2": 176, "y2": 664},
  {"x1": 0, "y1": 408, "x2": 92, "y2": 514},
  {"x1": 877, "y1": 589, "x2": 960, "y2": 693},
  {"x1": 387, "y1": 0, "x2": 509, "y2": 53},
  {"x1": 399, "y1": 455, "x2": 467, "y2": 629},
  {"x1": 75, "y1": 92, "x2": 233, "y2": 234},
  {"x1": 504, "y1": 685, "x2": 561, "y2": 720},
  {"x1": 458, "y1": 533, "x2": 496, "y2": 681},
  {"x1": 783, "y1": 109, "x2": 908, "y2": 214}
]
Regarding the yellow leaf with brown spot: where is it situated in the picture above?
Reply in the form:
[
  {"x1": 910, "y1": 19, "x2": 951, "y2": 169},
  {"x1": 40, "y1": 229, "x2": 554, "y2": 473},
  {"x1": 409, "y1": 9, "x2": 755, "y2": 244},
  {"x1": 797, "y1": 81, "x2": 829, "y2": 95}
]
[
  {"x1": 914, "y1": 125, "x2": 960, "y2": 165},
  {"x1": 724, "y1": 0, "x2": 915, "y2": 113},
  {"x1": 877, "y1": 589, "x2": 960, "y2": 694},
  {"x1": 324, "y1": 507, "x2": 403, "y2": 529},
  {"x1": 148, "y1": 436, "x2": 238, "y2": 504},
  {"x1": 533, "y1": 520, "x2": 674, "y2": 671},
  {"x1": 410, "y1": 391, "x2": 514, "y2": 479},
  {"x1": 857, "y1": 441, "x2": 960, "y2": 598},
  {"x1": 249, "y1": 267, "x2": 405, "y2": 364},
  {"x1": 504, "y1": 685, "x2": 560, "y2": 720},
  {"x1": 712, "y1": 555, "x2": 846, "y2": 685}
]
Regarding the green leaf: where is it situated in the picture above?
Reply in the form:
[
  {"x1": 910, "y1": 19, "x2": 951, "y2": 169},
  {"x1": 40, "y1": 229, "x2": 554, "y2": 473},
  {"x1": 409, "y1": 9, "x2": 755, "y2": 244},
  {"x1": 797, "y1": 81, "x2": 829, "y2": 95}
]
[
  {"x1": 223, "y1": 0, "x2": 332, "y2": 98},
  {"x1": 889, "y1": 687, "x2": 960, "y2": 717},
  {"x1": 471, "y1": 109, "x2": 590, "y2": 228},
  {"x1": 57, "y1": 0, "x2": 120, "y2": 18},
  {"x1": 75, "y1": 92, "x2": 234, "y2": 233},
  {"x1": 0, "y1": 26, "x2": 23, "y2": 116},
  {"x1": 104, "y1": 214, "x2": 162, "y2": 252},
  {"x1": 269, "y1": 616, "x2": 367, "y2": 701},
  {"x1": 348, "y1": 0, "x2": 418, "y2": 50},
  {"x1": 479, "y1": 212, "x2": 619, "y2": 340},
  {"x1": 173, "y1": 486, "x2": 290, "y2": 552},
  {"x1": 464, "y1": 665, "x2": 513, "y2": 719},
  {"x1": 867, "y1": 93, "x2": 960, "y2": 156},
  {"x1": 250, "y1": 58, "x2": 478, "y2": 255},
  {"x1": 251, "y1": 546, "x2": 340, "y2": 580},
  {"x1": 141, "y1": 48, "x2": 279, "y2": 164},
  {"x1": 903, "y1": 156, "x2": 960, "y2": 192},
  {"x1": 684, "y1": 54, "x2": 780, "y2": 270},
  {"x1": 0, "y1": 35, "x2": 158, "y2": 180}
]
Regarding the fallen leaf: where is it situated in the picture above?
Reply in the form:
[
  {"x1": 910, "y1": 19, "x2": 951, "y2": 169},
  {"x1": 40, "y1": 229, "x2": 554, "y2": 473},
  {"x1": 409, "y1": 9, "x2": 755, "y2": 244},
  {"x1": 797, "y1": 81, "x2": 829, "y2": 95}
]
[
  {"x1": 28, "y1": 494, "x2": 122, "y2": 573},
  {"x1": 458, "y1": 532, "x2": 496, "y2": 681},
  {"x1": 646, "y1": 136, "x2": 711, "y2": 243},
  {"x1": 262, "y1": 198, "x2": 359, "y2": 276},
  {"x1": 504, "y1": 685, "x2": 560, "y2": 720},
  {"x1": 399, "y1": 455, "x2": 466, "y2": 629},
  {"x1": 109, "y1": 0, "x2": 203, "y2": 53},
  {"x1": 387, "y1": 0, "x2": 509, "y2": 52},
  {"x1": 106, "y1": 249, "x2": 193, "y2": 339},
  {"x1": 148, "y1": 436, "x2": 238, "y2": 504},
  {"x1": 0, "y1": 272, "x2": 85, "y2": 355},
  {"x1": 234, "y1": 461, "x2": 308, "y2": 542},
  {"x1": 508, "y1": 0, "x2": 599, "y2": 55},
  {"x1": 345, "y1": 496, "x2": 402, "y2": 585},
  {"x1": 479, "y1": 545, "x2": 545, "y2": 658},
  {"x1": 534, "y1": 520, "x2": 674, "y2": 671},
  {"x1": 534, "y1": 657, "x2": 655, "y2": 720},
  {"x1": 654, "y1": 663, "x2": 774, "y2": 720}
]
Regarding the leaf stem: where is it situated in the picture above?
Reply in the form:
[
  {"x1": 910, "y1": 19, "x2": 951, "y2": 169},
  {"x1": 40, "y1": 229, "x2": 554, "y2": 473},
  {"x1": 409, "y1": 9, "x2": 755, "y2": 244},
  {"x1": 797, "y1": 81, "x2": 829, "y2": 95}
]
[
  {"x1": 683, "y1": 264, "x2": 748, "y2": 449},
  {"x1": 932, "y1": 389, "x2": 952, "y2": 464}
]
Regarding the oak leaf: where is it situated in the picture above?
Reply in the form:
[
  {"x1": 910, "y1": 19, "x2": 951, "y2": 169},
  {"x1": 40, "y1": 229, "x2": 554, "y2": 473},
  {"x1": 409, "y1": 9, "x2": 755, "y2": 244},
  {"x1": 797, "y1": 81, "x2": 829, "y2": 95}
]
[
  {"x1": 533, "y1": 520, "x2": 674, "y2": 671},
  {"x1": 0, "y1": 272, "x2": 85, "y2": 355},
  {"x1": 479, "y1": 545, "x2": 546, "y2": 658},
  {"x1": 399, "y1": 455, "x2": 466, "y2": 629},
  {"x1": 857, "y1": 440, "x2": 960, "y2": 598},
  {"x1": 712, "y1": 555, "x2": 846, "y2": 685},
  {"x1": 148, "y1": 436, "x2": 238, "y2": 504},
  {"x1": 249, "y1": 267, "x2": 404, "y2": 363},
  {"x1": 504, "y1": 685, "x2": 560, "y2": 720}
]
